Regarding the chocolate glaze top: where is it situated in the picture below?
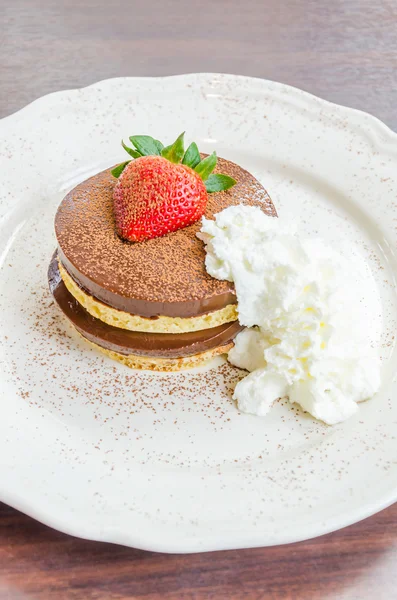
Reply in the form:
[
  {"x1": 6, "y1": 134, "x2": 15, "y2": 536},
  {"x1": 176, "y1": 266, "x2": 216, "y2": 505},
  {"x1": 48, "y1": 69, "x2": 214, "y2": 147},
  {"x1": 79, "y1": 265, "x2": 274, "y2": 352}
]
[{"x1": 55, "y1": 156, "x2": 276, "y2": 318}]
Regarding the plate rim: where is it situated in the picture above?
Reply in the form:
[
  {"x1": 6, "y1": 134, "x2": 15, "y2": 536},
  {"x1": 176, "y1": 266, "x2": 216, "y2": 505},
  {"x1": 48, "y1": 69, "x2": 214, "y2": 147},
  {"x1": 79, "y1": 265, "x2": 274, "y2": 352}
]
[
  {"x1": 1, "y1": 72, "x2": 396, "y2": 553},
  {"x1": 2, "y1": 72, "x2": 397, "y2": 145}
]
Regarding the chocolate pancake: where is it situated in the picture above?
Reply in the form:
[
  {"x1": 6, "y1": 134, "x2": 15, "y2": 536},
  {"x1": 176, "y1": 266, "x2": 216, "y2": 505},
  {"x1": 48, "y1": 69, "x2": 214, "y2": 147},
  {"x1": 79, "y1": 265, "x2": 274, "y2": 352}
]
[
  {"x1": 55, "y1": 156, "x2": 276, "y2": 319},
  {"x1": 48, "y1": 254, "x2": 244, "y2": 358}
]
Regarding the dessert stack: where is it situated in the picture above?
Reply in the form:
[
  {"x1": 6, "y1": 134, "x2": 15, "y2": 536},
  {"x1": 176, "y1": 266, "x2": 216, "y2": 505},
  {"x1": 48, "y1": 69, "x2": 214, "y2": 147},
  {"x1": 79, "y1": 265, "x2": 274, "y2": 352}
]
[{"x1": 49, "y1": 133, "x2": 276, "y2": 371}]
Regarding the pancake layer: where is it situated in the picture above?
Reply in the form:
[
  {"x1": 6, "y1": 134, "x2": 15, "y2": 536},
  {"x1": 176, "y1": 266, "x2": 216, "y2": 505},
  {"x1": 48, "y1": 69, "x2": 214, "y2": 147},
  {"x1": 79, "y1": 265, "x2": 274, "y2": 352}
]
[
  {"x1": 59, "y1": 260, "x2": 238, "y2": 334},
  {"x1": 49, "y1": 255, "x2": 243, "y2": 371}
]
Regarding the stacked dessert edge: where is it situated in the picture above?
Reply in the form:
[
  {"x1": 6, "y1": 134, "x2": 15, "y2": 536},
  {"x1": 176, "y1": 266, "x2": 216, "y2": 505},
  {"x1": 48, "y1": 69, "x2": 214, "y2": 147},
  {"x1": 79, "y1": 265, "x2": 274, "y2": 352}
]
[{"x1": 49, "y1": 156, "x2": 276, "y2": 372}]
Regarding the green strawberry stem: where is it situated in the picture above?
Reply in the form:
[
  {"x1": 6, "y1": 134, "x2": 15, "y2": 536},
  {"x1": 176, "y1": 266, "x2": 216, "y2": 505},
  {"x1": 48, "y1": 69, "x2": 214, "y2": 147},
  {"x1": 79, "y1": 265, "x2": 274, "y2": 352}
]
[
  {"x1": 111, "y1": 161, "x2": 131, "y2": 178},
  {"x1": 161, "y1": 132, "x2": 185, "y2": 163},
  {"x1": 182, "y1": 142, "x2": 201, "y2": 168},
  {"x1": 121, "y1": 141, "x2": 141, "y2": 158},
  {"x1": 129, "y1": 135, "x2": 163, "y2": 156},
  {"x1": 205, "y1": 173, "x2": 236, "y2": 192},
  {"x1": 111, "y1": 132, "x2": 237, "y2": 193},
  {"x1": 195, "y1": 152, "x2": 217, "y2": 180}
]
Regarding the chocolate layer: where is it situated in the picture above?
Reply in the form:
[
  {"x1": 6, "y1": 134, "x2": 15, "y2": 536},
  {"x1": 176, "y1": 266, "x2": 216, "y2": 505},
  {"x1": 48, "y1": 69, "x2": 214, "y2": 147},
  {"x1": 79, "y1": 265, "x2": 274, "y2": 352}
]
[
  {"x1": 55, "y1": 156, "x2": 276, "y2": 318},
  {"x1": 49, "y1": 253, "x2": 244, "y2": 358}
]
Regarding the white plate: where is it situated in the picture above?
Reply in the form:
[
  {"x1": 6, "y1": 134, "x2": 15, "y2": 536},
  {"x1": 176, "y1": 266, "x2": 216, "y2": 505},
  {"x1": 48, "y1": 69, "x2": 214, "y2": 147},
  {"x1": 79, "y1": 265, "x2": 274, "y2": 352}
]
[{"x1": 0, "y1": 74, "x2": 397, "y2": 553}]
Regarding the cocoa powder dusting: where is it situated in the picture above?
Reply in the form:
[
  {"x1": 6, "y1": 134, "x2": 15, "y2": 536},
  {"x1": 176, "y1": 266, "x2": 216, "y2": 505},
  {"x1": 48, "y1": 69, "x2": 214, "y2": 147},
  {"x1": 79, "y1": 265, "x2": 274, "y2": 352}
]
[{"x1": 55, "y1": 157, "x2": 276, "y2": 309}]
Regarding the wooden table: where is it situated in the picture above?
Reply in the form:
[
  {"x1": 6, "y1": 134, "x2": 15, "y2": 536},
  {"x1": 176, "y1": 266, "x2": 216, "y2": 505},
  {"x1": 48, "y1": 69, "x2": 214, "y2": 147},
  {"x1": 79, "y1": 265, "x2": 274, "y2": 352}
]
[{"x1": 1, "y1": 1, "x2": 397, "y2": 597}]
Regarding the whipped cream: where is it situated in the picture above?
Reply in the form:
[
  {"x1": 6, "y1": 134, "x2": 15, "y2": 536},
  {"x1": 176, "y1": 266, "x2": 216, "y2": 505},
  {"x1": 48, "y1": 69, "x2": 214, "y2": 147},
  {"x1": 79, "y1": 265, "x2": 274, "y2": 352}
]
[{"x1": 198, "y1": 205, "x2": 381, "y2": 425}]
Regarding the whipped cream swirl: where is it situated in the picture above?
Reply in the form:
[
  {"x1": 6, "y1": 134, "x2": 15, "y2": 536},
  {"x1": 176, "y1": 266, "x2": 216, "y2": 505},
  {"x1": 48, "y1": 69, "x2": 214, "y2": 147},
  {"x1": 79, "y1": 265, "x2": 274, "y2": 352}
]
[{"x1": 198, "y1": 205, "x2": 381, "y2": 425}]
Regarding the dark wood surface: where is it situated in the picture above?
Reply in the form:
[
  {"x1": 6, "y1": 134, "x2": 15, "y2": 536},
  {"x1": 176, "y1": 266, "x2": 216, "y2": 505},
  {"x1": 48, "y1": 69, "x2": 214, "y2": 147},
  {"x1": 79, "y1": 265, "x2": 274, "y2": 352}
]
[
  {"x1": 0, "y1": 501, "x2": 397, "y2": 600},
  {"x1": 1, "y1": 0, "x2": 397, "y2": 598}
]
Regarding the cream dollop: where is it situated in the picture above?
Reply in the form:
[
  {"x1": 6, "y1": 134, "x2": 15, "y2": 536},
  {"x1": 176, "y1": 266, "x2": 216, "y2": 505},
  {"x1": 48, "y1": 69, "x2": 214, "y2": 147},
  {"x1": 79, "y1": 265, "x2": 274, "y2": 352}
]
[{"x1": 198, "y1": 205, "x2": 381, "y2": 425}]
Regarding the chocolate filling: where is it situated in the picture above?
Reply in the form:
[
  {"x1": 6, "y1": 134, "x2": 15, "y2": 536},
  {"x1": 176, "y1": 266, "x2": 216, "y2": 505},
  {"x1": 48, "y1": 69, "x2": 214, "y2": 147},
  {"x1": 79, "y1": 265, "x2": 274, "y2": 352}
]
[
  {"x1": 58, "y1": 246, "x2": 237, "y2": 319},
  {"x1": 48, "y1": 254, "x2": 244, "y2": 358}
]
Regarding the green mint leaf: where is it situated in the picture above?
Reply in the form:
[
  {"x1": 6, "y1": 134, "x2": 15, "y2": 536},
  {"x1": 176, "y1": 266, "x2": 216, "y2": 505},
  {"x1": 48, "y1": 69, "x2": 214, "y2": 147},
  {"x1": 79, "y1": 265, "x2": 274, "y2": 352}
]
[
  {"x1": 182, "y1": 142, "x2": 201, "y2": 168},
  {"x1": 161, "y1": 132, "x2": 185, "y2": 163},
  {"x1": 129, "y1": 135, "x2": 162, "y2": 156},
  {"x1": 111, "y1": 161, "x2": 131, "y2": 178},
  {"x1": 205, "y1": 173, "x2": 237, "y2": 193},
  {"x1": 122, "y1": 141, "x2": 142, "y2": 158},
  {"x1": 195, "y1": 152, "x2": 217, "y2": 180}
]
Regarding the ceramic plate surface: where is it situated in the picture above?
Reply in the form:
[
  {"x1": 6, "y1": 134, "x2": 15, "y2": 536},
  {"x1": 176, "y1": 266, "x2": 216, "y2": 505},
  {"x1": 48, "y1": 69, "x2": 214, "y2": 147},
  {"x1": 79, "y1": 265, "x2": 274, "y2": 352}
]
[{"x1": 1, "y1": 74, "x2": 397, "y2": 553}]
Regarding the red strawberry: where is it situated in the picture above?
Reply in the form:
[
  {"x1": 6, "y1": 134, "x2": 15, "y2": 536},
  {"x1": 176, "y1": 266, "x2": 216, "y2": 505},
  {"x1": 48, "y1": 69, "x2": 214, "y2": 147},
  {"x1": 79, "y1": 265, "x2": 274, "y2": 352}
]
[
  {"x1": 111, "y1": 133, "x2": 236, "y2": 242},
  {"x1": 113, "y1": 156, "x2": 208, "y2": 242}
]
